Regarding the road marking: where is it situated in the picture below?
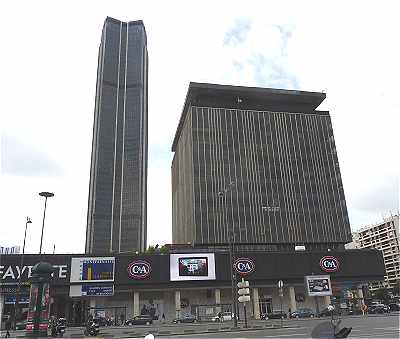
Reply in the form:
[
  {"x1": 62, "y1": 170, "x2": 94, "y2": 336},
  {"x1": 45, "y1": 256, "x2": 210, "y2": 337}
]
[{"x1": 263, "y1": 334, "x2": 308, "y2": 337}]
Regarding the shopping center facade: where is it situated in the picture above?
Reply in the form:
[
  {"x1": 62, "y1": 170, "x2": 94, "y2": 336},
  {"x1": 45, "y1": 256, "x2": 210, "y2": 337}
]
[{"x1": 0, "y1": 249, "x2": 384, "y2": 325}]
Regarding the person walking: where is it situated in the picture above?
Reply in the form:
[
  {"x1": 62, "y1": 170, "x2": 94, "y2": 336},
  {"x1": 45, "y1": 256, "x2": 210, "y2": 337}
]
[
  {"x1": 162, "y1": 313, "x2": 165, "y2": 324},
  {"x1": 5, "y1": 318, "x2": 12, "y2": 338}
]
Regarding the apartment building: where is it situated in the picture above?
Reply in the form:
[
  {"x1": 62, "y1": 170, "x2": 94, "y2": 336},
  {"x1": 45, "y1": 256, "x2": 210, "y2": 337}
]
[{"x1": 351, "y1": 214, "x2": 399, "y2": 290}]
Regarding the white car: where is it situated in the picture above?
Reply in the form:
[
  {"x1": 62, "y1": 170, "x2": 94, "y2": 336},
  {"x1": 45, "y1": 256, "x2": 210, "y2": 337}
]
[{"x1": 212, "y1": 312, "x2": 234, "y2": 322}]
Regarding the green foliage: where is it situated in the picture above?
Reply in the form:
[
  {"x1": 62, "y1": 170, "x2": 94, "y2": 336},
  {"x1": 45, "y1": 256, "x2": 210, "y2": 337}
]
[
  {"x1": 373, "y1": 287, "x2": 391, "y2": 302},
  {"x1": 145, "y1": 245, "x2": 156, "y2": 254},
  {"x1": 144, "y1": 244, "x2": 169, "y2": 254},
  {"x1": 392, "y1": 281, "x2": 400, "y2": 295}
]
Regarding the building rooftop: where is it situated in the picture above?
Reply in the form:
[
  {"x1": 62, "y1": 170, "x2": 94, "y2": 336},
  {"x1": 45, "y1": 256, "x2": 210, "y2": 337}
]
[{"x1": 172, "y1": 82, "x2": 326, "y2": 151}]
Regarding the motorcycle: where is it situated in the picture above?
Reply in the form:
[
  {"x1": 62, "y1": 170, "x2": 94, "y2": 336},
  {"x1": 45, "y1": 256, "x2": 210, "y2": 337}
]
[
  {"x1": 84, "y1": 321, "x2": 100, "y2": 337},
  {"x1": 56, "y1": 318, "x2": 66, "y2": 337}
]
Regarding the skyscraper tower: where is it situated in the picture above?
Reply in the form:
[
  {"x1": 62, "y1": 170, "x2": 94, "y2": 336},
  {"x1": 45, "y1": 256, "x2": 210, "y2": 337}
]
[
  {"x1": 86, "y1": 17, "x2": 148, "y2": 254},
  {"x1": 172, "y1": 83, "x2": 351, "y2": 250}
]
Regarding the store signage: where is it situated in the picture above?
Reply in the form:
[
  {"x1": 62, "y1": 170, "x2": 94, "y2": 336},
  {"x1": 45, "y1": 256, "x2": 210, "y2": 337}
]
[
  {"x1": 320, "y1": 256, "x2": 340, "y2": 272},
  {"x1": 127, "y1": 260, "x2": 151, "y2": 279},
  {"x1": 5, "y1": 295, "x2": 30, "y2": 304},
  {"x1": 82, "y1": 284, "x2": 114, "y2": 296},
  {"x1": 234, "y1": 258, "x2": 255, "y2": 275},
  {"x1": 0, "y1": 265, "x2": 68, "y2": 280},
  {"x1": 0, "y1": 246, "x2": 20, "y2": 254}
]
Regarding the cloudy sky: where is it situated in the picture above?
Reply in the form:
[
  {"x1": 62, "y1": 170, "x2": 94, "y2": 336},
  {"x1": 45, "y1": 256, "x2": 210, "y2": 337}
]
[{"x1": 1, "y1": 1, "x2": 398, "y2": 254}]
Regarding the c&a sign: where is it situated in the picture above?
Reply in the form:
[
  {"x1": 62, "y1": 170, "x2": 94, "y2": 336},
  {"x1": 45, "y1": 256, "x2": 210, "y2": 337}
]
[
  {"x1": 234, "y1": 258, "x2": 255, "y2": 276},
  {"x1": 127, "y1": 260, "x2": 151, "y2": 279},
  {"x1": 320, "y1": 256, "x2": 340, "y2": 273}
]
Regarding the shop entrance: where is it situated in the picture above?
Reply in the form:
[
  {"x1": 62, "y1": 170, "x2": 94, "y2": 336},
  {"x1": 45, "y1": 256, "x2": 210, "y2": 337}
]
[
  {"x1": 192, "y1": 303, "x2": 232, "y2": 321},
  {"x1": 87, "y1": 306, "x2": 127, "y2": 326},
  {"x1": 259, "y1": 297, "x2": 272, "y2": 315}
]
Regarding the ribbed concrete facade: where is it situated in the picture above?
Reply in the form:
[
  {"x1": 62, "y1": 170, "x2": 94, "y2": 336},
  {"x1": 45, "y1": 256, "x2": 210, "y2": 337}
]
[
  {"x1": 172, "y1": 83, "x2": 351, "y2": 249},
  {"x1": 86, "y1": 17, "x2": 148, "y2": 254}
]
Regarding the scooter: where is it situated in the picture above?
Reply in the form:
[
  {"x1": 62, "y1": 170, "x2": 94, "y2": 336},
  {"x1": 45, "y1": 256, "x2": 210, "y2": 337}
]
[
  {"x1": 83, "y1": 321, "x2": 100, "y2": 337},
  {"x1": 55, "y1": 322, "x2": 66, "y2": 337}
]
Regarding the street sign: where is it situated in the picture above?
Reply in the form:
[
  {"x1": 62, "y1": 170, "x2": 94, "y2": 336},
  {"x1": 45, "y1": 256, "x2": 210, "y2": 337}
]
[
  {"x1": 278, "y1": 280, "x2": 284, "y2": 289},
  {"x1": 238, "y1": 295, "x2": 251, "y2": 303},
  {"x1": 238, "y1": 288, "x2": 250, "y2": 295},
  {"x1": 237, "y1": 280, "x2": 249, "y2": 288}
]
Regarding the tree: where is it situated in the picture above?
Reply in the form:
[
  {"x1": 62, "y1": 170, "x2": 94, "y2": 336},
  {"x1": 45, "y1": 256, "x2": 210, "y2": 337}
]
[
  {"x1": 392, "y1": 281, "x2": 400, "y2": 296},
  {"x1": 373, "y1": 288, "x2": 390, "y2": 302},
  {"x1": 145, "y1": 245, "x2": 156, "y2": 254}
]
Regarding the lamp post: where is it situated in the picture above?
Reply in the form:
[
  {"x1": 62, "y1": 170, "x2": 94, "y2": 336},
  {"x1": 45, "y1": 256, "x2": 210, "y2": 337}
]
[
  {"x1": 13, "y1": 217, "x2": 32, "y2": 329},
  {"x1": 218, "y1": 180, "x2": 238, "y2": 327},
  {"x1": 38, "y1": 192, "x2": 54, "y2": 254}
]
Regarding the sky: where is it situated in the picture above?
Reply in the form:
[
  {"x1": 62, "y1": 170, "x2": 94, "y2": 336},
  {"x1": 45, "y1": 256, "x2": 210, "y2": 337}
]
[{"x1": 1, "y1": 0, "x2": 399, "y2": 254}]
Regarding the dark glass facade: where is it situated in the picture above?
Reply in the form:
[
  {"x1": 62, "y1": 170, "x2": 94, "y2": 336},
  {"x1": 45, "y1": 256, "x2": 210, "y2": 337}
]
[
  {"x1": 172, "y1": 83, "x2": 351, "y2": 249},
  {"x1": 85, "y1": 17, "x2": 148, "y2": 254}
]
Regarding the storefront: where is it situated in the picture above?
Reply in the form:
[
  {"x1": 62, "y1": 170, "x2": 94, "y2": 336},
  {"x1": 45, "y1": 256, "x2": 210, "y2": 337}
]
[{"x1": 0, "y1": 249, "x2": 384, "y2": 325}]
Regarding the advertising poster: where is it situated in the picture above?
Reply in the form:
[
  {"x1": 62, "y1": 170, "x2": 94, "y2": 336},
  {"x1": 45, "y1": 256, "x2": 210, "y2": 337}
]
[
  {"x1": 69, "y1": 284, "x2": 114, "y2": 297},
  {"x1": 305, "y1": 275, "x2": 332, "y2": 296},
  {"x1": 70, "y1": 257, "x2": 115, "y2": 282},
  {"x1": 170, "y1": 253, "x2": 215, "y2": 281}
]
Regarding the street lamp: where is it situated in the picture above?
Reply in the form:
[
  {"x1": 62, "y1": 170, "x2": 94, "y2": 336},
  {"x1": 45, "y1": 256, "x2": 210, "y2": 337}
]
[
  {"x1": 38, "y1": 192, "x2": 54, "y2": 254},
  {"x1": 13, "y1": 217, "x2": 32, "y2": 329},
  {"x1": 218, "y1": 180, "x2": 238, "y2": 328}
]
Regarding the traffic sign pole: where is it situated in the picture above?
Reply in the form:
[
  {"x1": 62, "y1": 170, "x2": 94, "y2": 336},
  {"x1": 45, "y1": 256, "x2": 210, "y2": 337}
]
[
  {"x1": 278, "y1": 280, "x2": 284, "y2": 328},
  {"x1": 237, "y1": 278, "x2": 250, "y2": 328}
]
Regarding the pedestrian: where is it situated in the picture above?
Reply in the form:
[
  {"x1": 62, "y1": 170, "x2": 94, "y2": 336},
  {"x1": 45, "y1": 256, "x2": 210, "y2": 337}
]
[
  {"x1": 288, "y1": 308, "x2": 292, "y2": 319},
  {"x1": 5, "y1": 318, "x2": 11, "y2": 338},
  {"x1": 162, "y1": 313, "x2": 165, "y2": 324},
  {"x1": 362, "y1": 303, "x2": 367, "y2": 316}
]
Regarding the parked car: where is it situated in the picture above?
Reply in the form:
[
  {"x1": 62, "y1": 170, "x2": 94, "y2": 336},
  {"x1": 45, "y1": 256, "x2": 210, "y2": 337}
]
[
  {"x1": 15, "y1": 320, "x2": 28, "y2": 330},
  {"x1": 388, "y1": 302, "x2": 400, "y2": 311},
  {"x1": 125, "y1": 315, "x2": 153, "y2": 325},
  {"x1": 211, "y1": 312, "x2": 235, "y2": 322},
  {"x1": 291, "y1": 308, "x2": 315, "y2": 318},
  {"x1": 261, "y1": 311, "x2": 287, "y2": 320},
  {"x1": 318, "y1": 307, "x2": 341, "y2": 317},
  {"x1": 368, "y1": 303, "x2": 389, "y2": 314},
  {"x1": 172, "y1": 314, "x2": 197, "y2": 323}
]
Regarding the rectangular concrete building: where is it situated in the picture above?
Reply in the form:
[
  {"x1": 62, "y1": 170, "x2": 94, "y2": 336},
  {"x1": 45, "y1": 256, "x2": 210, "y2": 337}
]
[{"x1": 171, "y1": 83, "x2": 351, "y2": 249}]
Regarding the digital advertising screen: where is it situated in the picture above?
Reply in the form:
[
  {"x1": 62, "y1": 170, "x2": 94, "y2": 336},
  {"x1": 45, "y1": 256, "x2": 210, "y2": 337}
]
[
  {"x1": 70, "y1": 257, "x2": 115, "y2": 282},
  {"x1": 170, "y1": 253, "x2": 215, "y2": 281},
  {"x1": 305, "y1": 275, "x2": 332, "y2": 296},
  {"x1": 179, "y1": 257, "x2": 208, "y2": 276}
]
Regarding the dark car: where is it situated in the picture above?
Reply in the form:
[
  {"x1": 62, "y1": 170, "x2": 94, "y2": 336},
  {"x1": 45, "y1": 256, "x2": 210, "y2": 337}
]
[
  {"x1": 291, "y1": 308, "x2": 315, "y2": 318},
  {"x1": 172, "y1": 314, "x2": 197, "y2": 324},
  {"x1": 15, "y1": 320, "x2": 28, "y2": 330},
  {"x1": 388, "y1": 303, "x2": 400, "y2": 311},
  {"x1": 125, "y1": 315, "x2": 153, "y2": 325},
  {"x1": 319, "y1": 307, "x2": 341, "y2": 317},
  {"x1": 261, "y1": 311, "x2": 287, "y2": 320}
]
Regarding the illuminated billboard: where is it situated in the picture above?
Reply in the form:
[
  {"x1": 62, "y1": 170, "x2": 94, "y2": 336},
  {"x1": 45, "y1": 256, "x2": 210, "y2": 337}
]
[
  {"x1": 70, "y1": 257, "x2": 115, "y2": 283},
  {"x1": 305, "y1": 275, "x2": 332, "y2": 296},
  {"x1": 170, "y1": 253, "x2": 215, "y2": 281}
]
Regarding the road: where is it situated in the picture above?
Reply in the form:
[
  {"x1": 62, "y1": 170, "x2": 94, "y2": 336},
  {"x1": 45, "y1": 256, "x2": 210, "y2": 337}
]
[
  {"x1": 160, "y1": 314, "x2": 399, "y2": 339},
  {"x1": 2, "y1": 313, "x2": 399, "y2": 338}
]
